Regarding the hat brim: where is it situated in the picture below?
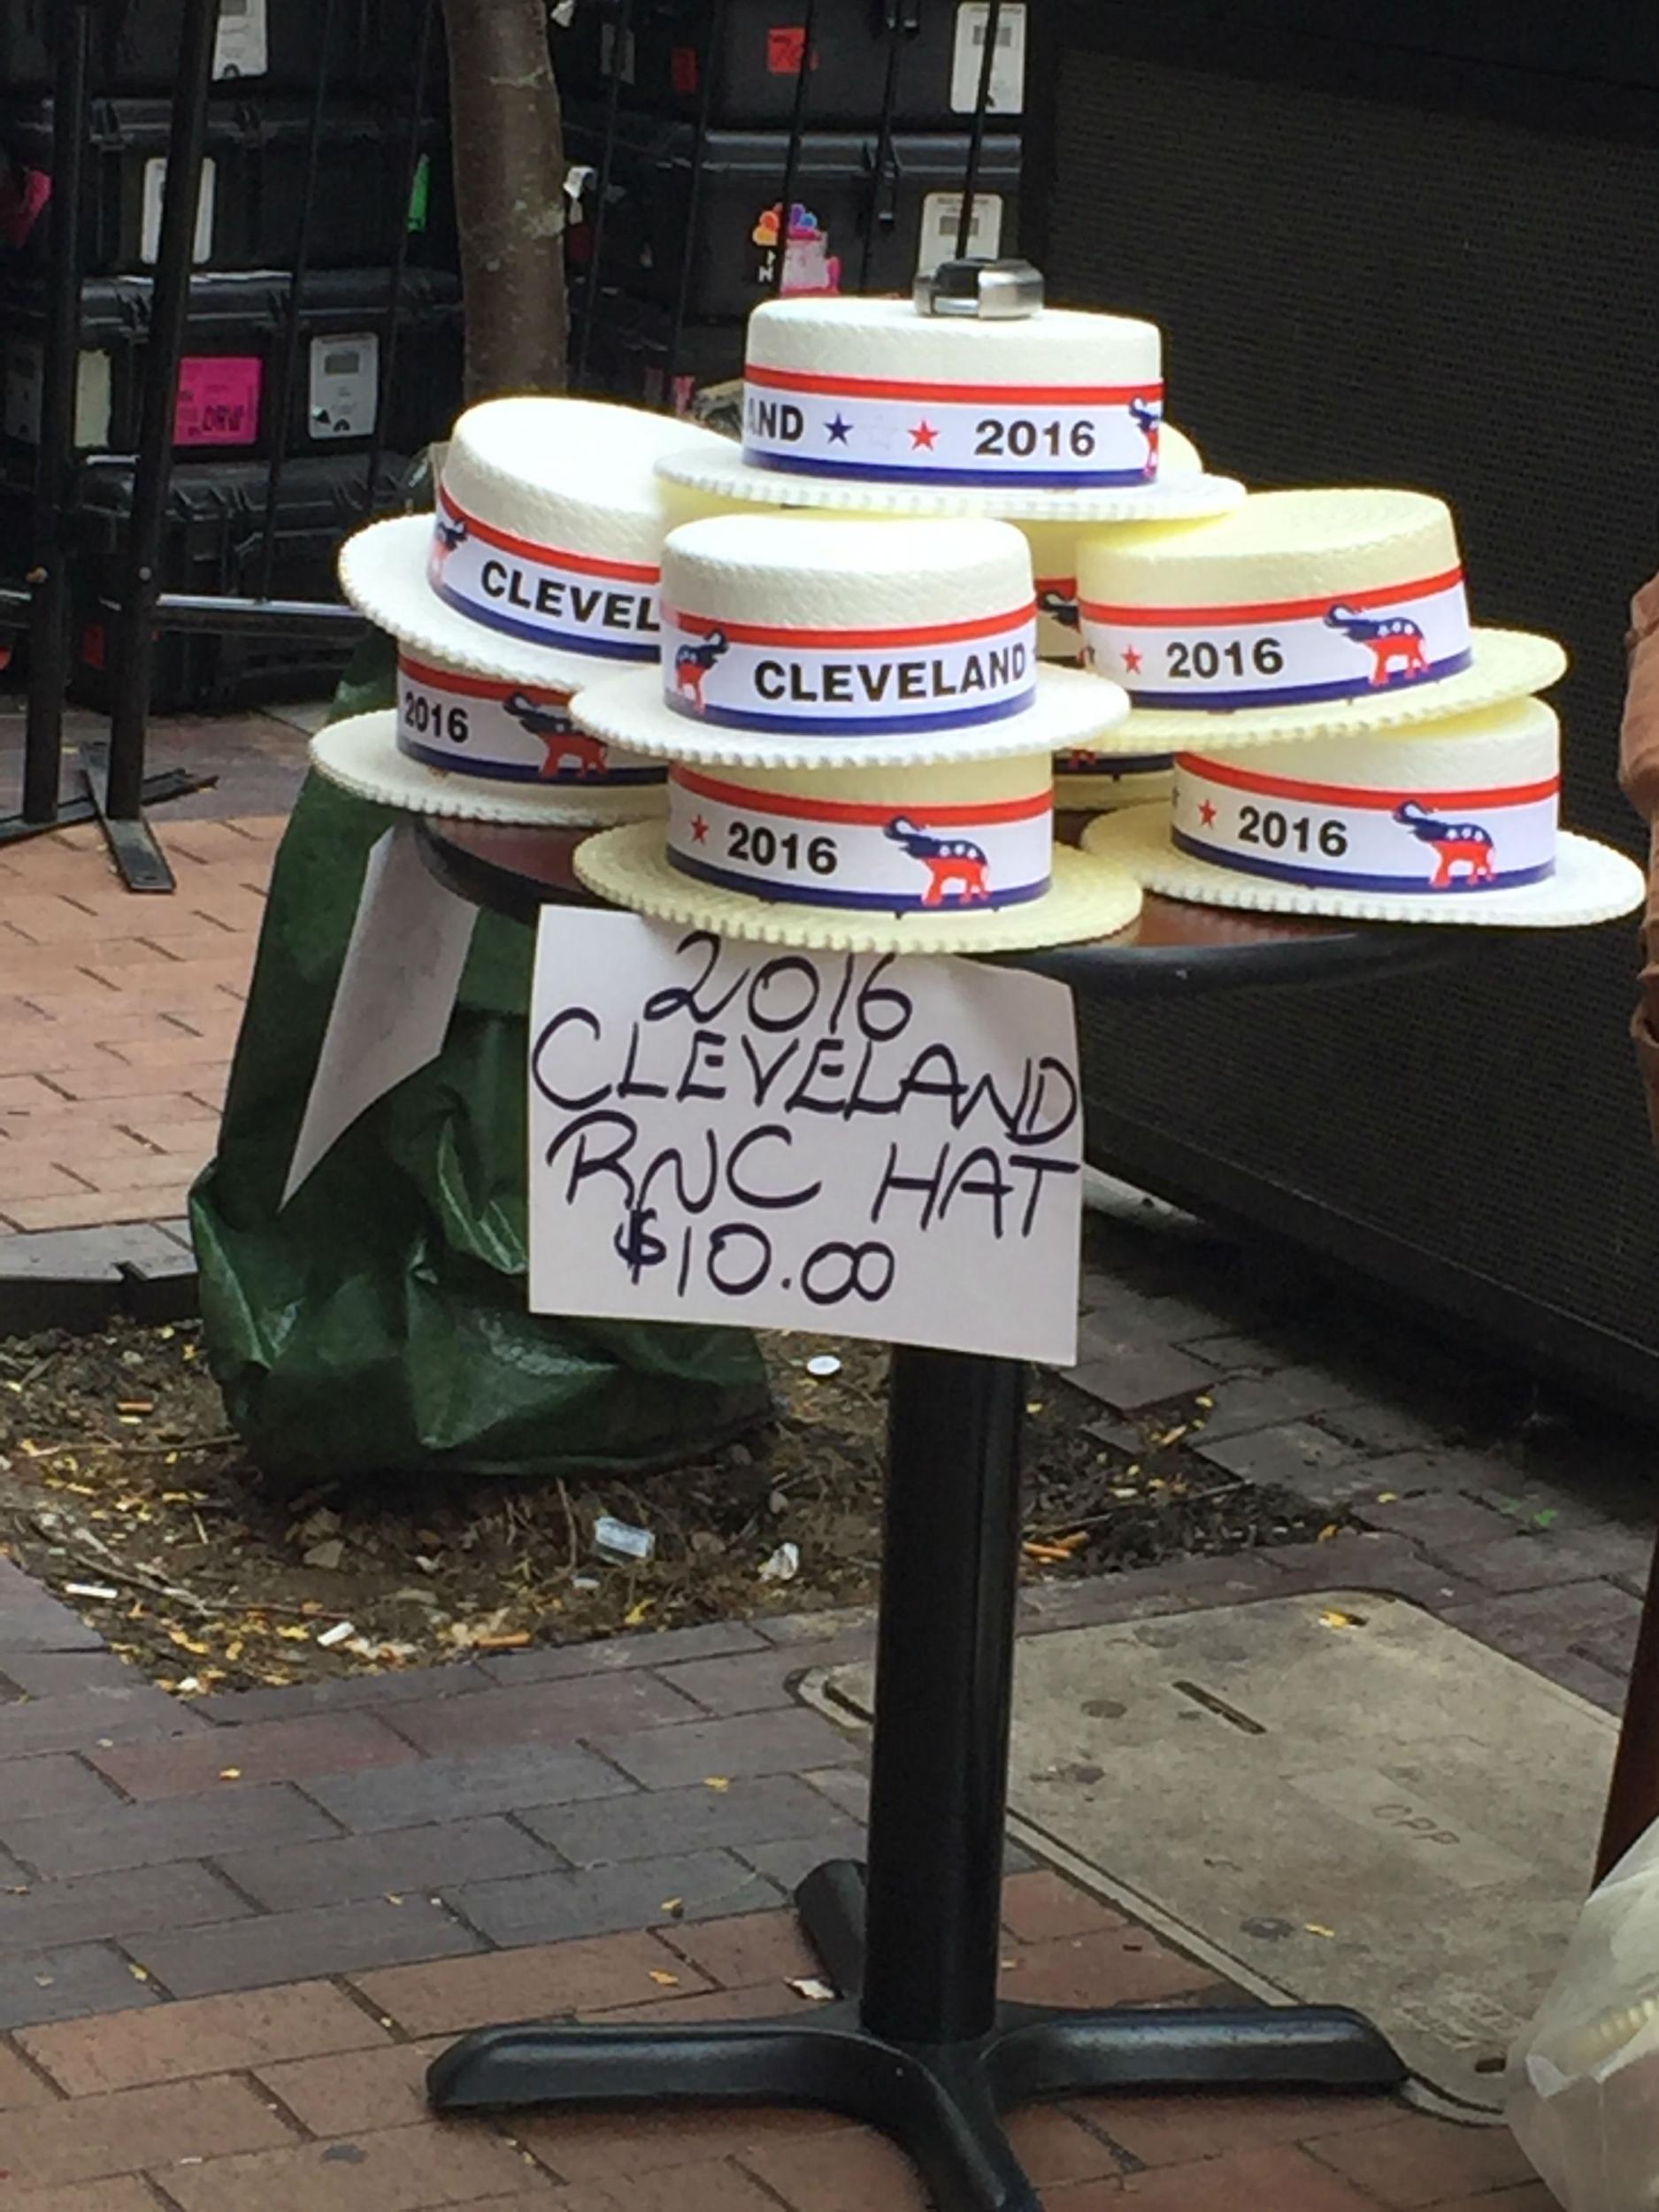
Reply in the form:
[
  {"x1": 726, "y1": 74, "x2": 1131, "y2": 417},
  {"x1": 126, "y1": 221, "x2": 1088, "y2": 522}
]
[
  {"x1": 338, "y1": 516, "x2": 641, "y2": 693},
  {"x1": 571, "y1": 663, "x2": 1135, "y2": 772},
  {"x1": 1097, "y1": 629, "x2": 1567, "y2": 749},
  {"x1": 1081, "y1": 803, "x2": 1644, "y2": 929},
  {"x1": 574, "y1": 827, "x2": 1142, "y2": 954},
  {"x1": 656, "y1": 444, "x2": 1248, "y2": 525},
  {"x1": 311, "y1": 712, "x2": 666, "y2": 827}
]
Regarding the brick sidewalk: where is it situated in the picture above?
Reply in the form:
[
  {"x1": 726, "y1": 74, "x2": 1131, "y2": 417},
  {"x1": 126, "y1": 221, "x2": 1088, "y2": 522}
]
[
  {"x1": 0, "y1": 1565, "x2": 1558, "y2": 2210},
  {"x1": 0, "y1": 697, "x2": 311, "y2": 1245},
  {"x1": 0, "y1": 818, "x2": 282, "y2": 1236}
]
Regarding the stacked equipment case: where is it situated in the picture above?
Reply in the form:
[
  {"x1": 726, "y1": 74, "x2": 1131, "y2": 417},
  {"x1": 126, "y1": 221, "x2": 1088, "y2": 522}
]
[
  {"x1": 0, "y1": 0, "x2": 462, "y2": 710},
  {"x1": 556, "y1": 0, "x2": 1027, "y2": 414}
]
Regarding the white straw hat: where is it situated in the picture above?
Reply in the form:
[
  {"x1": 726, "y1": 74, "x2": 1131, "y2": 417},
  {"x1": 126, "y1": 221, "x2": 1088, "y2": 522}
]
[
  {"x1": 576, "y1": 751, "x2": 1143, "y2": 956},
  {"x1": 654, "y1": 266, "x2": 1244, "y2": 525},
  {"x1": 1075, "y1": 487, "x2": 1566, "y2": 749},
  {"x1": 1080, "y1": 698, "x2": 1642, "y2": 928},
  {"x1": 319, "y1": 396, "x2": 735, "y2": 822},
  {"x1": 569, "y1": 511, "x2": 1141, "y2": 771},
  {"x1": 310, "y1": 647, "x2": 666, "y2": 828},
  {"x1": 337, "y1": 395, "x2": 730, "y2": 692}
]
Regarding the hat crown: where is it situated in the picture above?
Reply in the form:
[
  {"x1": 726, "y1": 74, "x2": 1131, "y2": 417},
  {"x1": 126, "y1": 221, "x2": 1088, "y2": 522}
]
[
  {"x1": 1079, "y1": 488, "x2": 1461, "y2": 606},
  {"x1": 440, "y1": 396, "x2": 726, "y2": 565},
  {"x1": 745, "y1": 295, "x2": 1160, "y2": 385},
  {"x1": 1075, "y1": 488, "x2": 1476, "y2": 715},
  {"x1": 664, "y1": 512, "x2": 1034, "y2": 630},
  {"x1": 657, "y1": 514, "x2": 1043, "y2": 742}
]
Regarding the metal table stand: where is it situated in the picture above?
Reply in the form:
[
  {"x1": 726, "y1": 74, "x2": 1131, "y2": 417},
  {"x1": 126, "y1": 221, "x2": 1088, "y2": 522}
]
[{"x1": 416, "y1": 822, "x2": 1431, "y2": 2212}]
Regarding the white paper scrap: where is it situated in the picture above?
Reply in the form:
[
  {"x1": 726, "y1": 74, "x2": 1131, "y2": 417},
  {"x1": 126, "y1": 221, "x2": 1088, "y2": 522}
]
[
  {"x1": 282, "y1": 823, "x2": 477, "y2": 1206},
  {"x1": 526, "y1": 912, "x2": 1083, "y2": 1365}
]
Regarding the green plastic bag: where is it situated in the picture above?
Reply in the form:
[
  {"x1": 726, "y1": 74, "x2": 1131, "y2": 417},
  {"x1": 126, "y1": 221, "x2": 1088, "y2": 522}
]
[{"x1": 190, "y1": 637, "x2": 771, "y2": 1480}]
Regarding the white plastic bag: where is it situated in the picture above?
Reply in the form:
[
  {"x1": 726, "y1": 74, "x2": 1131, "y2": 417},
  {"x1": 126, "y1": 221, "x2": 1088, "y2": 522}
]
[{"x1": 1509, "y1": 1816, "x2": 1659, "y2": 2210}]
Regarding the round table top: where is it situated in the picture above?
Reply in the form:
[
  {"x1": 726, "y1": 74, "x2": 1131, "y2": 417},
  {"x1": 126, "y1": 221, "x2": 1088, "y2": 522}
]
[{"x1": 417, "y1": 817, "x2": 1456, "y2": 1001}]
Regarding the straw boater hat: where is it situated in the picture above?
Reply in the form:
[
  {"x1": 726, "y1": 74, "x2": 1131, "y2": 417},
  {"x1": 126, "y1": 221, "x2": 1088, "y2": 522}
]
[
  {"x1": 569, "y1": 511, "x2": 1146, "y2": 954},
  {"x1": 311, "y1": 397, "x2": 730, "y2": 826},
  {"x1": 654, "y1": 259, "x2": 1245, "y2": 526},
  {"x1": 1081, "y1": 696, "x2": 1643, "y2": 928},
  {"x1": 1018, "y1": 424, "x2": 1206, "y2": 816},
  {"x1": 1073, "y1": 486, "x2": 1567, "y2": 750}
]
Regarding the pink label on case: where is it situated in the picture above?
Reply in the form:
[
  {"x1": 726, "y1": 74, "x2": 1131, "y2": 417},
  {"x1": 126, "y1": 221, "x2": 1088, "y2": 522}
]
[{"x1": 174, "y1": 357, "x2": 263, "y2": 447}]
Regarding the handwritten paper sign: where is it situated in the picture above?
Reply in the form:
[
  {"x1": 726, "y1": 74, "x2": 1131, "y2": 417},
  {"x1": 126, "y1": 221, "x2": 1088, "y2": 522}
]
[
  {"x1": 527, "y1": 912, "x2": 1083, "y2": 1363},
  {"x1": 282, "y1": 824, "x2": 477, "y2": 1206}
]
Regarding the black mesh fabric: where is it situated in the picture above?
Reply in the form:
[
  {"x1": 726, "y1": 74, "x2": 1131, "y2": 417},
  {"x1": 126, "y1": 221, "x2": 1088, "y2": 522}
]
[{"x1": 1044, "y1": 35, "x2": 1659, "y2": 1400}]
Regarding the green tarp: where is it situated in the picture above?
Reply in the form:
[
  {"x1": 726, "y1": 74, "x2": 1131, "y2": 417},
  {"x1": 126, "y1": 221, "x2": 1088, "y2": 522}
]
[{"x1": 189, "y1": 643, "x2": 770, "y2": 1479}]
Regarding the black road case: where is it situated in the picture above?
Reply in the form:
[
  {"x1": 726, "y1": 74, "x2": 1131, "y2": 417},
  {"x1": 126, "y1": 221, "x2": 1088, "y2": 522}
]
[
  {"x1": 0, "y1": 0, "x2": 437, "y2": 93},
  {"x1": 0, "y1": 97, "x2": 453, "y2": 277},
  {"x1": 565, "y1": 111, "x2": 1020, "y2": 317},
  {"x1": 553, "y1": 0, "x2": 1027, "y2": 128},
  {"x1": 1, "y1": 267, "x2": 461, "y2": 460}
]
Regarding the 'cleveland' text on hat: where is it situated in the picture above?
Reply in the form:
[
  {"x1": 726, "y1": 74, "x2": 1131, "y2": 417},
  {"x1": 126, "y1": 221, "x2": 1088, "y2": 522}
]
[
  {"x1": 751, "y1": 643, "x2": 1027, "y2": 705},
  {"x1": 477, "y1": 562, "x2": 658, "y2": 636}
]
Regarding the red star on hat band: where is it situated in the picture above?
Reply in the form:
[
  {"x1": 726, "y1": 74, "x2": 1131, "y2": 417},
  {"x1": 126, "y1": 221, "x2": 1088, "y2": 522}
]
[
  {"x1": 910, "y1": 419, "x2": 939, "y2": 450},
  {"x1": 1198, "y1": 800, "x2": 1217, "y2": 827},
  {"x1": 1121, "y1": 646, "x2": 1144, "y2": 674}
]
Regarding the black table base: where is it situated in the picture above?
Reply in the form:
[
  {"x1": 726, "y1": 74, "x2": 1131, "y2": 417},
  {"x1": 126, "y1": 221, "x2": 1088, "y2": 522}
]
[{"x1": 428, "y1": 1348, "x2": 1404, "y2": 2209}]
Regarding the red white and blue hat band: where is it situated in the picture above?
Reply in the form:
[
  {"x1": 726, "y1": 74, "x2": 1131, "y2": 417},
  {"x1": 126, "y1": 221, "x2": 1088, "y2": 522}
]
[
  {"x1": 1080, "y1": 567, "x2": 1474, "y2": 710},
  {"x1": 664, "y1": 603, "x2": 1039, "y2": 737},
  {"x1": 396, "y1": 655, "x2": 662, "y2": 786},
  {"x1": 666, "y1": 765, "x2": 1052, "y2": 913},
  {"x1": 741, "y1": 365, "x2": 1166, "y2": 490},
  {"x1": 1171, "y1": 752, "x2": 1559, "y2": 894},
  {"x1": 426, "y1": 491, "x2": 661, "y2": 661}
]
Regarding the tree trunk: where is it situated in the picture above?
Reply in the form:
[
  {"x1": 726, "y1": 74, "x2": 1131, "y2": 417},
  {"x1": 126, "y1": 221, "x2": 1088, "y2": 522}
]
[{"x1": 442, "y1": 0, "x2": 568, "y2": 400}]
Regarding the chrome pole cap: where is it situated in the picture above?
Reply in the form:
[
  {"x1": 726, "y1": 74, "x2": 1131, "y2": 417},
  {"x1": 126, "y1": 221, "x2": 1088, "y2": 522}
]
[{"x1": 913, "y1": 257, "x2": 1045, "y2": 319}]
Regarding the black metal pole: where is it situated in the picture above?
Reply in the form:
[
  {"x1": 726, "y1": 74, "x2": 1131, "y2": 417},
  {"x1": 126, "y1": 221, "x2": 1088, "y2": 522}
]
[
  {"x1": 573, "y1": 0, "x2": 635, "y2": 385},
  {"x1": 857, "y1": 0, "x2": 913, "y2": 291},
  {"x1": 860, "y1": 1348, "x2": 1026, "y2": 2047},
  {"x1": 21, "y1": 0, "x2": 95, "y2": 825},
  {"x1": 254, "y1": 0, "x2": 339, "y2": 596},
  {"x1": 955, "y1": 0, "x2": 1002, "y2": 260},
  {"x1": 364, "y1": 0, "x2": 439, "y2": 512},
  {"x1": 771, "y1": 0, "x2": 821, "y2": 294},
  {"x1": 663, "y1": 0, "x2": 729, "y2": 398},
  {"x1": 105, "y1": 0, "x2": 221, "y2": 823}
]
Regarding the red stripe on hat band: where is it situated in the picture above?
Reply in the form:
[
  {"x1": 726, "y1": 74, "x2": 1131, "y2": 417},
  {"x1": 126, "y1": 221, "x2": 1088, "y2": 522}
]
[
  {"x1": 1034, "y1": 576, "x2": 1077, "y2": 594},
  {"x1": 435, "y1": 491, "x2": 659, "y2": 583},
  {"x1": 672, "y1": 764, "x2": 1050, "y2": 828},
  {"x1": 667, "y1": 603, "x2": 1036, "y2": 650},
  {"x1": 1080, "y1": 566, "x2": 1466, "y2": 627},
  {"x1": 1177, "y1": 753, "x2": 1559, "y2": 811},
  {"x1": 398, "y1": 655, "x2": 571, "y2": 705},
  {"x1": 745, "y1": 364, "x2": 1162, "y2": 408}
]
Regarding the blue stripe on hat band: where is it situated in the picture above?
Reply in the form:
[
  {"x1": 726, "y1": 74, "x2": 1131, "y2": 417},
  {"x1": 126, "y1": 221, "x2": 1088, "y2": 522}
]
[
  {"x1": 1171, "y1": 829, "x2": 1555, "y2": 894},
  {"x1": 743, "y1": 452, "x2": 1155, "y2": 490},
  {"x1": 669, "y1": 849, "x2": 1050, "y2": 911},
  {"x1": 664, "y1": 689, "x2": 1039, "y2": 739},
  {"x1": 431, "y1": 580, "x2": 659, "y2": 662},
  {"x1": 1124, "y1": 650, "x2": 1476, "y2": 712}
]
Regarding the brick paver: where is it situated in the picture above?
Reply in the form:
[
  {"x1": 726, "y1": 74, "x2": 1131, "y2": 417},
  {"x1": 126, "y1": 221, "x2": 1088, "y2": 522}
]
[
  {"x1": 0, "y1": 2073, "x2": 293, "y2": 2189},
  {"x1": 0, "y1": 791, "x2": 281, "y2": 1235},
  {"x1": 19, "y1": 1981, "x2": 390, "y2": 2095}
]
